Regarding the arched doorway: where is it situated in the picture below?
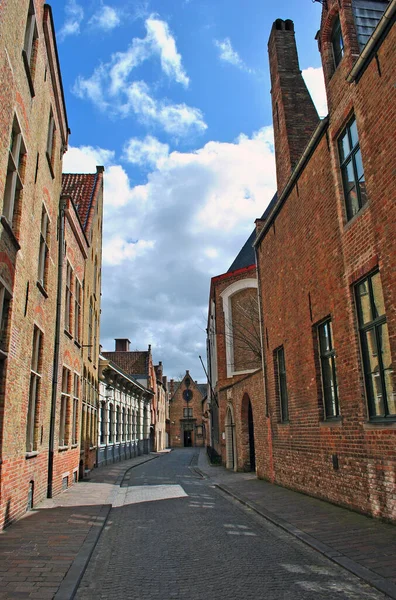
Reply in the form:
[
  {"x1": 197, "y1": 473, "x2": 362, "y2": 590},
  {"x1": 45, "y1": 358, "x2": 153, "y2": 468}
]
[
  {"x1": 225, "y1": 405, "x2": 236, "y2": 470},
  {"x1": 241, "y1": 394, "x2": 256, "y2": 472}
]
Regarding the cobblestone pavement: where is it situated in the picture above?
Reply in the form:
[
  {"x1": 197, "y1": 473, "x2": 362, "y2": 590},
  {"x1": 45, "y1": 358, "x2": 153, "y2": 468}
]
[
  {"x1": 75, "y1": 448, "x2": 389, "y2": 600},
  {"x1": 197, "y1": 451, "x2": 396, "y2": 598},
  {"x1": 0, "y1": 453, "x2": 159, "y2": 600}
]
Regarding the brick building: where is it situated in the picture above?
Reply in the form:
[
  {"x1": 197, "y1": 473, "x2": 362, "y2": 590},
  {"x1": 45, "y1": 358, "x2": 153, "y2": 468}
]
[
  {"x1": 62, "y1": 169, "x2": 104, "y2": 477},
  {"x1": 154, "y1": 362, "x2": 168, "y2": 451},
  {"x1": 0, "y1": 1, "x2": 69, "y2": 527},
  {"x1": 169, "y1": 372, "x2": 206, "y2": 447},
  {"x1": 252, "y1": 1, "x2": 395, "y2": 519},
  {"x1": 207, "y1": 233, "x2": 267, "y2": 471}
]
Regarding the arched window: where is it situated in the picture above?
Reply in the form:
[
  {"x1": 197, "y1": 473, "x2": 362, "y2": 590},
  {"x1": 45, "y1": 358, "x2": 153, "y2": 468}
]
[
  {"x1": 116, "y1": 406, "x2": 120, "y2": 442},
  {"x1": 331, "y1": 16, "x2": 344, "y2": 69},
  {"x1": 109, "y1": 404, "x2": 114, "y2": 443},
  {"x1": 122, "y1": 407, "x2": 126, "y2": 441},
  {"x1": 127, "y1": 408, "x2": 131, "y2": 440},
  {"x1": 100, "y1": 401, "x2": 106, "y2": 445}
]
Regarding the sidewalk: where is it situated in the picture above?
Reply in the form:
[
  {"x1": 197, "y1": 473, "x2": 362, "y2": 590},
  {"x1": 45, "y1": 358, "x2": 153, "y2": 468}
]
[
  {"x1": 197, "y1": 449, "x2": 396, "y2": 600},
  {"x1": 0, "y1": 453, "x2": 160, "y2": 600}
]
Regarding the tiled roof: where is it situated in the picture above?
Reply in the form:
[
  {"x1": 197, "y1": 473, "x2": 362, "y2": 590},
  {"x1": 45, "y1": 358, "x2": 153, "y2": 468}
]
[
  {"x1": 62, "y1": 173, "x2": 97, "y2": 231},
  {"x1": 352, "y1": 0, "x2": 389, "y2": 49},
  {"x1": 197, "y1": 383, "x2": 207, "y2": 398},
  {"x1": 102, "y1": 351, "x2": 149, "y2": 377},
  {"x1": 228, "y1": 192, "x2": 278, "y2": 273}
]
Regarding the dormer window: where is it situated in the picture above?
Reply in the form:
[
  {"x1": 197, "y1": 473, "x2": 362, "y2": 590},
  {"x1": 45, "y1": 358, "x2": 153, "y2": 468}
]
[{"x1": 331, "y1": 17, "x2": 344, "y2": 69}]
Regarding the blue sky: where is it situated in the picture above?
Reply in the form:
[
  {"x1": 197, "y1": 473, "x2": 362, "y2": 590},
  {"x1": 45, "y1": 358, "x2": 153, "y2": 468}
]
[{"x1": 52, "y1": 0, "x2": 327, "y2": 380}]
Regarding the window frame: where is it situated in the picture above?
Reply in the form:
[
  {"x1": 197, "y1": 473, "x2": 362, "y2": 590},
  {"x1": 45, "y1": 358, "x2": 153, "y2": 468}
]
[
  {"x1": 26, "y1": 326, "x2": 42, "y2": 453},
  {"x1": 338, "y1": 115, "x2": 367, "y2": 221},
  {"x1": 331, "y1": 16, "x2": 344, "y2": 69},
  {"x1": 355, "y1": 271, "x2": 394, "y2": 420},
  {"x1": 318, "y1": 319, "x2": 340, "y2": 419},
  {"x1": 22, "y1": 0, "x2": 38, "y2": 95},
  {"x1": 38, "y1": 206, "x2": 49, "y2": 289},
  {"x1": 3, "y1": 117, "x2": 26, "y2": 232},
  {"x1": 59, "y1": 367, "x2": 71, "y2": 447},
  {"x1": 0, "y1": 284, "x2": 11, "y2": 356},
  {"x1": 275, "y1": 346, "x2": 289, "y2": 423},
  {"x1": 46, "y1": 109, "x2": 56, "y2": 177},
  {"x1": 74, "y1": 278, "x2": 82, "y2": 343},
  {"x1": 72, "y1": 373, "x2": 79, "y2": 445}
]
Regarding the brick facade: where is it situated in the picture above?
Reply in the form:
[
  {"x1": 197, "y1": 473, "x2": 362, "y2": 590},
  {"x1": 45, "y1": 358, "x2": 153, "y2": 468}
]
[
  {"x1": 253, "y1": 2, "x2": 396, "y2": 520},
  {"x1": 169, "y1": 372, "x2": 205, "y2": 448},
  {"x1": 0, "y1": 1, "x2": 69, "y2": 528}
]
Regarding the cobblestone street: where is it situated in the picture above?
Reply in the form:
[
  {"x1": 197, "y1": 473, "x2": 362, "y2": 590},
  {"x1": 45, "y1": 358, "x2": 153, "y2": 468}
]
[{"x1": 75, "y1": 449, "x2": 389, "y2": 600}]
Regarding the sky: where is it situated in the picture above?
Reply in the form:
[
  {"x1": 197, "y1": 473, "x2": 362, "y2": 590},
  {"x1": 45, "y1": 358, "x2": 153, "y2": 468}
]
[{"x1": 52, "y1": 0, "x2": 328, "y2": 381}]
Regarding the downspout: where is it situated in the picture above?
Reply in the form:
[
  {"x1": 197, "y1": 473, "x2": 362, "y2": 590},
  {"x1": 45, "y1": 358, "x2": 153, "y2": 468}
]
[{"x1": 47, "y1": 195, "x2": 66, "y2": 498}]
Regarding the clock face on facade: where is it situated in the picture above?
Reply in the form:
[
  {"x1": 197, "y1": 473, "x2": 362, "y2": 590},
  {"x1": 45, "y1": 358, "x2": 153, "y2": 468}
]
[{"x1": 183, "y1": 389, "x2": 193, "y2": 402}]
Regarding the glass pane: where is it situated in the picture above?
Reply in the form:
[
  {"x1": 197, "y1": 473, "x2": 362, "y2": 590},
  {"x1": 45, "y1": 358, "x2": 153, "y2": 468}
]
[
  {"x1": 344, "y1": 161, "x2": 356, "y2": 191},
  {"x1": 322, "y1": 357, "x2": 337, "y2": 416},
  {"x1": 371, "y1": 272, "x2": 385, "y2": 318},
  {"x1": 358, "y1": 178, "x2": 367, "y2": 207},
  {"x1": 349, "y1": 118, "x2": 358, "y2": 148},
  {"x1": 354, "y1": 149, "x2": 364, "y2": 180},
  {"x1": 369, "y1": 371, "x2": 384, "y2": 416},
  {"x1": 384, "y1": 369, "x2": 395, "y2": 416},
  {"x1": 339, "y1": 131, "x2": 350, "y2": 163},
  {"x1": 347, "y1": 188, "x2": 359, "y2": 218},
  {"x1": 378, "y1": 323, "x2": 392, "y2": 370},
  {"x1": 357, "y1": 280, "x2": 372, "y2": 325},
  {"x1": 319, "y1": 322, "x2": 331, "y2": 353},
  {"x1": 364, "y1": 329, "x2": 379, "y2": 372}
]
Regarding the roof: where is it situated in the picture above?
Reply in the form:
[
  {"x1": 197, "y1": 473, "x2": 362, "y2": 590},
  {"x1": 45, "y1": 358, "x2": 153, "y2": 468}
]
[
  {"x1": 99, "y1": 355, "x2": 152, "y2": 395},
  {"x1": 227, "y1": 192, "x2": 278, "y2": 273},
  {"x1": 62, "y1": 171, "x2": 101, "y2": 232},
  {"x1": 352, "y1": 0, "x2": 389, "y2": 49},
  {"x1": 197, "y1": 383, "x2": 207, "y2": 398},
  {"x1": 102, "y1": 351, "x2": 149, "y2": 378}
]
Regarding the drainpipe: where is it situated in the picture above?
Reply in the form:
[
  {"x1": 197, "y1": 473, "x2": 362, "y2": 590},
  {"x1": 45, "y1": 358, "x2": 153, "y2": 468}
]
[{"x1": 47, "y1": 195, "x2": 66, "y2": 498}]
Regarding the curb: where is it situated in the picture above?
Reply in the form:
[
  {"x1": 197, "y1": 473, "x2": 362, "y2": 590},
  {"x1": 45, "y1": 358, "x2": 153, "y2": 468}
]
[
  {"x1": 55, "y1": 453, "x2": 162, "y2": 600},
  {"x1": 215, "y1": 483, "x2": 396, "y2": 600}
]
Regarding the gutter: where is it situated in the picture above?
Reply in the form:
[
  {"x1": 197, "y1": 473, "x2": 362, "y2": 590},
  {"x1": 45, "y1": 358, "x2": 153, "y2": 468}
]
[
  {"x1": 254, "y1": 116, "x2": 329, "y2": 248},
  {"x1": 347, "y1": 0, "x2": 396, "y2": 83},
  {"x1": 47, "y1": 196, "x2": 66, "y2": 498}
]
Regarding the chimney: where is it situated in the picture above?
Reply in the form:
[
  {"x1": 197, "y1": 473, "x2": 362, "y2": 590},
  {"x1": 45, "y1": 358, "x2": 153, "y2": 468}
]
[
  {"x1": 115, "y1": 338, "x2": 130, "y2": 352},
  {"x1": 268, "y1": 19, "x2": 319, "y2": 193}
]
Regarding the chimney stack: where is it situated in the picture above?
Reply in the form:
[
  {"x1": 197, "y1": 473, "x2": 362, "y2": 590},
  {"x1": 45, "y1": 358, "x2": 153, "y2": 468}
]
[
  {"x1": 115, "y1": 338, "x2": 130, "y2": 352},
  {"x1": 268, "y1": 19, "x2": 319, "y2": 193}
]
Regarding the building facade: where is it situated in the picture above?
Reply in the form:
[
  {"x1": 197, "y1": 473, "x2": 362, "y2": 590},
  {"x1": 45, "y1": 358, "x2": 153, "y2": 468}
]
[
  {"x1": 98, "y1": 355, "x2": 153, "y2": 465},
  {"x1": 62, "y1": 169, "x2": 104, "y2": 477},
  {"x1": 252, "y1": 1, "x2": 395, "y2": 519},
  {"x1": 0, "y1": 1, "x2": 69, "y2": 528},
  {"x1": 169, "y1": 372, "x2": 206, "y2": 448},
  {"x1": 154, "y1": 362, "x2": 168, "y2": 451}
]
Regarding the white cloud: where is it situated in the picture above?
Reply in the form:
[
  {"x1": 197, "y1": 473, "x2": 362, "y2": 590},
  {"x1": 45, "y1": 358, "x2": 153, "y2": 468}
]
[
  {"x1": 59, "y1": 0, "x2": 84, "y2": 41},
  {"x1": 63, "y1": 145, "x2": 115, "y2": 172},
  {"x1": 214, "y1": 38, "x2": 252, "y2": 73},
  {"x1": 302, "y1": 67, "x2": 328, "y2": 118},
  {"x1": 125, "y1": 81, "x2": 207, "y2": 136},
  {"x1": 146, "y1": 17, "x2": 189, "y2": 87},
  {"x1": 89, "y1": 5, "x2": 121, "y2": 31},
  {"x1": 123, "y1": 135, "x2": 169, "y2": 167},
  {"x1": 68, "y1": 127, "x2": 276, "y2": 377},
  {"x1": 73, "y1": 16, "x2": 199, "y2": 136}
]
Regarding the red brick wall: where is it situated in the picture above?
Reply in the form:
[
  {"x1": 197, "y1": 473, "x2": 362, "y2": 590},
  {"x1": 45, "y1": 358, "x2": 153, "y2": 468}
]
[
  {"x1": 0, "y1": 1, "x2": 68, "y2": 527},
  {"x1": 256, "y1": 11, "x2": 396, "y2": 520},
  {"x1": 169, "y1": 374, "x2": 205, "y2": 448}
]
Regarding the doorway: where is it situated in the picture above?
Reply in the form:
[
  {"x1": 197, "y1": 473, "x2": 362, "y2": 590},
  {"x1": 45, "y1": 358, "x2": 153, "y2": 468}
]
[{"x1": 184, "y1": 430, "x2": 192, "y2": 447}]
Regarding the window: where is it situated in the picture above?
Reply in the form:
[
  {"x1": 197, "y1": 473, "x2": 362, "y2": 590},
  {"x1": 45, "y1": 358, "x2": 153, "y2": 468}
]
[
  {"x1": 356, "y1": 271, "x2": 395, "y2": 419},
  {"x1": 116, "y1": 406, "x2": 120, "y2": 442},
  {"x1": 72, "y1": 374, "x2": 79, "y2": 445},
  {"x1": 22, "y1": 0, "x2": 38, "y2": 92},
  {"x1": 339, "y1": 116, "x2": 367, "y2": 220},
  {"x1": 93, "y1": 312, "x2": 97, "y2": 363},
  {"x1": 38, "y1": 206, "x2": 49, "y2": 288},
  {"x1": 318, "y1": 319, "x2": 339, "y2": 418},
  {"x1": 331, "y1": 17, "x2": 344, "y2": 69},
  {"x1": 109, "y1": 404, "x2": 114, "y2": 443},
  {"x1": 276, "y1": 346, "x2": 289, "y2": 422},
  {"x1": 0, "y1": 284, "x2": 11, "y2": 355},
  {"x1": 46, "y1": 109, "x2": 56, "y2": 175},
  {"x1": 122, "y1": 407, "x2": 126, "y2": 441},
  {"x1": 100, "y1": 401, "x2": 106, "y2": 445},
  {"x1": 88, "y1": 298, "x2": 93, "y2": 359},
  {"x1": 65, "y1": 263, "x2": 72, "y2": 333},
  {"x1": 59, "y1": 367, "x2": 70, "y2": 447},
  {"x1": 3, "y1": 117, "x2": 26, "y2": 231},
  {"x1": 127, "y1": 408, "x2": 131, "y2": 440},
  {"x1": 183, "y1": 407, "x2": 193, "y2": 418},
  {"x1": 74, "y1": 279, "x2": 81, "y2": 343},
  {"x1": 26, "y1": 327, "x2": 42, "y2": 452}
]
